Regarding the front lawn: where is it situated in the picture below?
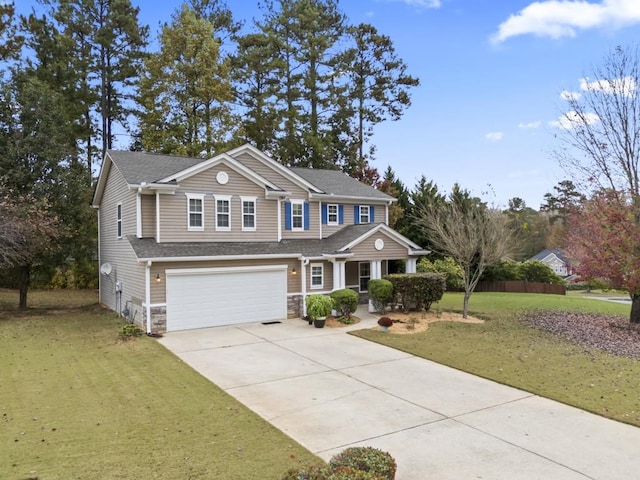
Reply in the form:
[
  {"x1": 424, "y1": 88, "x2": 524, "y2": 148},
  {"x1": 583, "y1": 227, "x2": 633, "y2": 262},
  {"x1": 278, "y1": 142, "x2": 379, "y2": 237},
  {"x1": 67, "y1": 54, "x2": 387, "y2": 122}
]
[
  {"x1": 0, "y1": 289, "x2": 319, "y2": 479},
  {"x1": 352, "y1": 292, "x2": 640, "y2": 427}
]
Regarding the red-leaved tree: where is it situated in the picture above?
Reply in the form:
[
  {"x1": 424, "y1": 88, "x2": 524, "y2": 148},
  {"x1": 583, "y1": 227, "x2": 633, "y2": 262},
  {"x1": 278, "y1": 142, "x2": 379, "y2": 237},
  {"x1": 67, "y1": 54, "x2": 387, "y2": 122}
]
[{"x1": 566, "y1": 191, "x2": 640, "y2": 323}]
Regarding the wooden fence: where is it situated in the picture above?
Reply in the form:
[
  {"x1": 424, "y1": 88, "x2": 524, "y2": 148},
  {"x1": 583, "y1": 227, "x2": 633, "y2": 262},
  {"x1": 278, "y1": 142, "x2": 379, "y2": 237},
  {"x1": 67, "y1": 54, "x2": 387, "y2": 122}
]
[{"x1": 475, "y1": 280, "x2": 566, "y2": 296}]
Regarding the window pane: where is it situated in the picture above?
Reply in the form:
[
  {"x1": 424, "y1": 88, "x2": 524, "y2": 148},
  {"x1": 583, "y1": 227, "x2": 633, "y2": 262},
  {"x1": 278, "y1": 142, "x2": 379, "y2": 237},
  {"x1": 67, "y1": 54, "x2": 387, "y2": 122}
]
[
  {"x1": 218, "y1": 214, "x2": 229, "y2": 227},
  {"x1": 243, "y1": 215, "x2": 255, "y2": 228},
  {"x1": 292, "y1": 203, "x2": 303, "y2": 229},
  {"x1": 190, "y1": 199, "x2": 202, "y2": 213},
  {"x1": 190, "y1": 213, "x2": 202, "y2": 227},
  {"x1": 243, "y1": 202, "x2": 255, "y2": 214},
  {"x1": 217, "y1": 200, "x2": 229, "y2": 213}
]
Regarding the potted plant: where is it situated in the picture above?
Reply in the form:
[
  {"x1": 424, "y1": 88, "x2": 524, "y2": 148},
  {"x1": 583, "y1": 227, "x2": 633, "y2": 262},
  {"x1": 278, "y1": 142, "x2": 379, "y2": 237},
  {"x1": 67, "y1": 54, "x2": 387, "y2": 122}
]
[
  {"x1": 378, "y1": 316, "x2": 393, "y2": 332},
  {"x1": 306, "y1": 294, "x2": 334, "y2": 328}
]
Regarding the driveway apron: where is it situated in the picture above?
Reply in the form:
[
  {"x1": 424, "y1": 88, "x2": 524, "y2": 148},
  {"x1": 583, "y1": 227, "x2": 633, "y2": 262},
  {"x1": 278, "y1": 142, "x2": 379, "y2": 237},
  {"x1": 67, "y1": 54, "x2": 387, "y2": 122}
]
[{"x1": 159, "y1": 315, "x2": 640, "y2": 480}]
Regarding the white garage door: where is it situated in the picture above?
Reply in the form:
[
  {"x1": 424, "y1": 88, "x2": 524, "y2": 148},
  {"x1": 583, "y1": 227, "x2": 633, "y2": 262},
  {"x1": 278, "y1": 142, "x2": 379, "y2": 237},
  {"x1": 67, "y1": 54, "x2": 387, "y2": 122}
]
[{"x1": 166, "y1": 265, "x2": 287, "y2": 331}]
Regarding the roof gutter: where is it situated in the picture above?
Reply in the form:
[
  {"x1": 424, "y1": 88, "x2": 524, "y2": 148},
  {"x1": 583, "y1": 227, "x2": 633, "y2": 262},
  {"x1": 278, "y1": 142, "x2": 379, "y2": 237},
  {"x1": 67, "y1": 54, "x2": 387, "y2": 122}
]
[
  {"x1": 136, "y1": 253, "x2": 303, "y2": 263},
  {"x1": 309, "y1": 192, "x2": 397, "y2": 203}
]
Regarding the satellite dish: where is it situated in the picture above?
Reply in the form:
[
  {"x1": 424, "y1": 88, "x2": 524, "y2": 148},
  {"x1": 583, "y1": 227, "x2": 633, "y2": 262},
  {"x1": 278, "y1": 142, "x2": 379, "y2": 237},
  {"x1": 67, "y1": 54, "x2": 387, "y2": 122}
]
[{"x1": 100, "y1": 263, "x2": 112, "y2": 275}]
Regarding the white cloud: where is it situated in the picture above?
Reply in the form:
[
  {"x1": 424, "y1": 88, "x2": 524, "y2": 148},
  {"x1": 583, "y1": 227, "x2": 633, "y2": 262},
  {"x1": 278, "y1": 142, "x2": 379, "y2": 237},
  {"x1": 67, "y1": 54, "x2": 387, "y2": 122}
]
[
  {"x1": 491, "y1": 0, "x2": 640, "y2": 44},
  {"x1": 518, "y1": 121, "x2": 542, "y2": 129},
  {"x1": 388, "y1": 0, "x2": 441, "y2": 8},
  {"x1": 485, "y1": 131, "x2": 504, "y2": 141},
  {"x1": 560, "y1": 90, "x2": 582, "y2": 101},
  {"x1": 580, "y1": 76, "x2": 638, "y2": 95},
  {"x1": 549, "y1": 110, "x2": 600, "y2": 129}
]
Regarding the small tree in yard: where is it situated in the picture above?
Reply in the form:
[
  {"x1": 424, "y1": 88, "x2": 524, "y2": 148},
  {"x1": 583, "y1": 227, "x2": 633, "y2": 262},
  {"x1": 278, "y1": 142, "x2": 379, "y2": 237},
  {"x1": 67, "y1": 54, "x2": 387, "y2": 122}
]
[
  {"x1": 0, "y1": 191, "x2": 62, "y2": 307},
  {"x1": 567, "y1": 191, "x2": 640, "y2": 322},
  {"x1": 413, "y1": 192, "x2": 515, "y2": 318},
  {"x1": 555, "y1": 45, "x2": 640, "y2": 324}
]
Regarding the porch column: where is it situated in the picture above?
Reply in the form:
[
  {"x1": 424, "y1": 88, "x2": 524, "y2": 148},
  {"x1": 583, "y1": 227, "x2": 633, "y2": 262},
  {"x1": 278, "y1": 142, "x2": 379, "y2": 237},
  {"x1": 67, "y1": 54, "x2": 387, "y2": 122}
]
[
  {"x1": 368, "y1": 260, "x2": 382, "y2": 312},
  {"x1": 406, "y1": 257, "x2": 417, "y2": 273},
  {"x1": 332, "y1": 260, "x2": 346, "y2": 290}
]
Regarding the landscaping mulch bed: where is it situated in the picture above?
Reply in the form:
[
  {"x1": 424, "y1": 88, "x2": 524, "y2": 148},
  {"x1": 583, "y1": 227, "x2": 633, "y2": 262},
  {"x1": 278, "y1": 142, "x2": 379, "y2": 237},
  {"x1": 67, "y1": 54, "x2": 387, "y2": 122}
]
[{"x1": 521, "y1": 311, "x2": 640, "y2": 359}]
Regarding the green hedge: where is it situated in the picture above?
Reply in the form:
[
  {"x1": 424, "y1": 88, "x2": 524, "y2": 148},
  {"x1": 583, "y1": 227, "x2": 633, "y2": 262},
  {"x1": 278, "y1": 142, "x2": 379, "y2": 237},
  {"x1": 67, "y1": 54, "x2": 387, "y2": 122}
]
[{"x1": 385, "y1": 273, "x2": 445, "y2": 312}]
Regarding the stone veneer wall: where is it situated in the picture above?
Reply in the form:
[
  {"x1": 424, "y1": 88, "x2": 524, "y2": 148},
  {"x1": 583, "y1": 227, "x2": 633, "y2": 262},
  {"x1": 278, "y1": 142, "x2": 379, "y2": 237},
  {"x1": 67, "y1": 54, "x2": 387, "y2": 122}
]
[
  {"x1": 143, "y1": 305, "x2": 167, "y2": 334},
  {"x1": 288, "y1": 295, "x2": 303, "y2": 318}
]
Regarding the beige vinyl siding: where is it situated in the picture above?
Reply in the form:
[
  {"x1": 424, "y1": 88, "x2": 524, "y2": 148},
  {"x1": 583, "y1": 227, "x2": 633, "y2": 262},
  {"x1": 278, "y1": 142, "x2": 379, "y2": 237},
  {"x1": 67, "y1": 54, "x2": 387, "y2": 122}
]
[
  {"x1": 150, "y1": 258, "x2": 301, "y2": 304},
  {"x1": 159, "y1": 163, "x2": 278, "y2": 242},
  {"x1": 140, "y1": 194, "x2": 156, "y2": 238},
  {"x1": 306, "y1": 261, "x2": 333, "y2": 292},
  {"x1": 98, "y1": 163, "x2": 145, "y2": 313},
  {"x1": 233, "y1": 152, "x2": 310, "y2": 197},
  {"x1": 349, "y1": 232, "x2": 410, "y2": 260},
  {"x1": 321, "y1": 202, "x2": 389, "y2": 238}
]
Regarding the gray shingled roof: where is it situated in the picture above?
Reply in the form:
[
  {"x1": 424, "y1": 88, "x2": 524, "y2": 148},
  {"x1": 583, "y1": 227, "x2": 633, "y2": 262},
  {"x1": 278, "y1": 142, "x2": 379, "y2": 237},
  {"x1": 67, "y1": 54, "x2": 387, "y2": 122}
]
[
  {"x1": 107, "y1": 150, "x2": 204, "y2": 184},
  {"x1": 128, "y1": 224, "x2": 380, "y2": 260},
  {"x1": 106, "y1": 149, "x2": 394, "y2": 201},
  {"x1": 530, "y1": 248, "x2": 569, "y2": 263},
  {"x1": 290, "y1": 167, "x2": 394, "y2": 200}
]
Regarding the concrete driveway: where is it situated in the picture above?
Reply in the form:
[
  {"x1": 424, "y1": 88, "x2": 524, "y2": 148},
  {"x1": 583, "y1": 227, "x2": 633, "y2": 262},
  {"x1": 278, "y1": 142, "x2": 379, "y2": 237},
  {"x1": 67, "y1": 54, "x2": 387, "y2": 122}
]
[{"x1": 159, "y1": 310, "x2": 640, "y2": 479}]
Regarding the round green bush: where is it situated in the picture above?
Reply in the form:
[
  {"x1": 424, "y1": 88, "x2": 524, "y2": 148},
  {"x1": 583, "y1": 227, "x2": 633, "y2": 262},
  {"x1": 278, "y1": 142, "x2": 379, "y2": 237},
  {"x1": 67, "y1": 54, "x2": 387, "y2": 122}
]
[
  {"x1": 326, "y1": 466, "x2": 386, "y2": 479},
  {"x1": 330, "y1": 288, "x2": 359, "y2": 315},
  {"x1": 329, "y1": 447, "x2": 397, "y2": 480},
  {"x1": 368, "y1": 279, "x2": 394, "y2": 313}
]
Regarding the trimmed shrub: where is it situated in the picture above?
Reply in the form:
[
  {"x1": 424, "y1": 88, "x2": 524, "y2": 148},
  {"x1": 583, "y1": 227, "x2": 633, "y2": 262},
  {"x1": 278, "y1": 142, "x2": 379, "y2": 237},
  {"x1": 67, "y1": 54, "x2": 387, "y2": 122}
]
[
  {"x1": 417, "y1": 256, "x2": 463, "y2": 291},
  {"x1": 329, "y1": 447, "x2": 396, "y2": 480},
  {"x1": 385, "y1": 273, "x2": 445, "y2": 312},
  {"x1": 326, "y1": 466, "x2": 386, "y2": 479},
  {"x1": 519, "y1": 260, "x2": 565, "y2": 284},
  {"x1": 368, "y1": 279, "x2": 394, "y2": 313},
  {"x1": 481, "y1": 259, "x2": 523, "y2": 281},
  {"x1": 330, "y1": 288, "x2": 359, "y2": 316},
  {"x1": 281, "y1": 464, "x2": 327, "y2": 480},
  {"x1": 306, "y1": 294, "x2": 334, "y2": 320}
]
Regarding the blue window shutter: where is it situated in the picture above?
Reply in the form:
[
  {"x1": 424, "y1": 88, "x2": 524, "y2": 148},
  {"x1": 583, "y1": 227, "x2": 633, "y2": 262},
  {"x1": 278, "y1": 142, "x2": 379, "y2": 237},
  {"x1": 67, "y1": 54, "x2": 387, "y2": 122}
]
[
  {"x1": 304, "y1": 202, "x2": 310, "y2": 230},
  {"x1": 338, "y1": 205, "x2": 344, "y2": 224},
  {"x1": 285, "y1": 202, "x2": 292, "y2": 230},
  {"x1": 321, "y1": 204, "x2": 328, "y2": 224},
  {"x1": 354, "y1": 205, "x2": 360, "y2": 225},
  {"x1": 370, "y1": 206, "x2": 375, "y2": 223}
]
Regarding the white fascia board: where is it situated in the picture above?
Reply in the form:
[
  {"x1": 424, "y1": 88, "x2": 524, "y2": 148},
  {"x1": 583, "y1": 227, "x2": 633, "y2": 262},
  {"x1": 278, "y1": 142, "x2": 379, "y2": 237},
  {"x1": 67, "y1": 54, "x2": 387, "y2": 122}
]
[
  {"x1": 265, "y1": 189, "x2": 292, "y2": 198},
  {"x1": 136, "y1": 253, "x2": 302, "y2": 263},
  {"x1": 227, "y1": 143, "x2": 323, "y2": 194},
  {"x1": 339, "y1": 224, "x2": 424, "y2": 252},
  {"x1": 91, "y1": 152, "x2": 114, "y2": 207},
  {"x1": 131, "y1": 183, "x2": 177, "y2": 194},
  {"x1": 309, "y1": 193, "x2": 397, "y2": 203}
]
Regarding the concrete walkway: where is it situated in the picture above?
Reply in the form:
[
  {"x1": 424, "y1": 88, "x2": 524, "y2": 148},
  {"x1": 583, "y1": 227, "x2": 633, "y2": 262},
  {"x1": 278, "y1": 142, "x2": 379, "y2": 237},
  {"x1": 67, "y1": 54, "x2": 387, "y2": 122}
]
[{"x1": 158, "y1": 307, "x2": 640, "y2": 479}]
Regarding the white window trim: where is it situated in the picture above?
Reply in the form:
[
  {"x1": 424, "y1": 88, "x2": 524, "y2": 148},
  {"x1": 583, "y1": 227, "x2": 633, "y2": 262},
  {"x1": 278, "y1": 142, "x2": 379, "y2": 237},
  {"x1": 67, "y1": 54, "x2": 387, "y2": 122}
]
[
  {"x1": 359, "y1": 205, "x2": 370, "y2": 224},
  {"x1": 291, "y1": 199, "x2": 304, "y2": 232},
  {"x1": 241, "y1": 196, "x2": 257, "y2": 232},
  {"x1": 359, "y1": 262, "x2": 371, "y2": 293},
  {"x1": 327, "y1": 204, "x2": 339, "y2": 226},
  {"x1": 186, "y1": 193, "x2": 205, "y2": 231},
  {"x1": 116, "y1": 203, "x2": 122, "y2": 239},
  {"x1": 214, "y1": 195, "x2": 232, "y2": 232},
  {"x1": 310, "y1": 263, "x2": 324, "y2": 289}
]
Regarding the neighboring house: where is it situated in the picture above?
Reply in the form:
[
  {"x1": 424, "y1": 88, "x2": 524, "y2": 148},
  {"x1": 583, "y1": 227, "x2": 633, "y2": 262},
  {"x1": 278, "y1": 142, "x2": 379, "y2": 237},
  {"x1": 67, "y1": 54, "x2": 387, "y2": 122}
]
[
  {"x1": 92, "y1": 144, "x2": 428, "y2": 333},
  {"x1": 529, "y1": 248, "x2": 573, "y2": 278}
]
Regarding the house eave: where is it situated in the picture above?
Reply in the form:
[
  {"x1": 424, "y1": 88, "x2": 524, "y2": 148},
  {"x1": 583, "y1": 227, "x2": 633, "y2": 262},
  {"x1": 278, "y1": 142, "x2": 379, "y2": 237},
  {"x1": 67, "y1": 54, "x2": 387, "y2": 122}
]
[
  {"x1": 137, "y1": 253, "x2": 304, "y2": 263},
  {"x1": 309, "y1": 192, "x2": 396, "y2": 203}
]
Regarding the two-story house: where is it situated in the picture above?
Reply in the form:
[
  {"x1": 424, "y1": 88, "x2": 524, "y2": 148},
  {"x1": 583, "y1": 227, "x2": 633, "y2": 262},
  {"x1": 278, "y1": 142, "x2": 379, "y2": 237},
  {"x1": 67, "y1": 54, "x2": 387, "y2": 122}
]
[{"x1": 92, "y1": 144, "x2": 428, "y2": 333}]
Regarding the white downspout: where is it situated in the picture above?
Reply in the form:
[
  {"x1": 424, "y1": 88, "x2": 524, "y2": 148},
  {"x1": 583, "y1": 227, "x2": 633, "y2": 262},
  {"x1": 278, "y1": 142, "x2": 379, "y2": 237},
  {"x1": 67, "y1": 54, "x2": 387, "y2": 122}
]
[
  {"x1": 319, "y1": 201, "x2": 323, "y2": 239},
  {"x1": 301, "y1": 258, "x2": 309, "y2": 317},
  {"x1": 136, "y1": 189, "x2": 142, "y2": 238},
  {"x1": 277, "y1": 197, "x2": 282, "y2": 242},
  {"x1": 145, "y1": 261, "x2": 152, "y2": 334},
  {"x1": 155, "y1": 192, "x2": 161, "y2": 242},
  {"x1": 96, "y1": 208, "x2": 101, "y2": 303}
]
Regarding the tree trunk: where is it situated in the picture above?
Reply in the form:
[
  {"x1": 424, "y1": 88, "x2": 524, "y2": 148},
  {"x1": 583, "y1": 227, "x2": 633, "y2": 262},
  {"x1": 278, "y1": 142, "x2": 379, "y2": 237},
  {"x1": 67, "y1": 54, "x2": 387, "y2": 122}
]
[
  {"x1": 19, "y1": 264, "x2": 30, "y2": 309},
  {"x1": 462, "y1": 289, "x2": 470, "y2": 319},
  {"x1": 630, "y1": 293, "x2": 640, "y2": 324}
]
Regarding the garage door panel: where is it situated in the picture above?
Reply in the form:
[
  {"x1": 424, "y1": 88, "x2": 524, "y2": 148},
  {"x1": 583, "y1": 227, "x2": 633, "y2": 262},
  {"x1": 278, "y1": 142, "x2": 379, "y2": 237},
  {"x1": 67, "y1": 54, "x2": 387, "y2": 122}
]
[{"x1": 166, "y1": 267, "x2": 287, "y2": 331}]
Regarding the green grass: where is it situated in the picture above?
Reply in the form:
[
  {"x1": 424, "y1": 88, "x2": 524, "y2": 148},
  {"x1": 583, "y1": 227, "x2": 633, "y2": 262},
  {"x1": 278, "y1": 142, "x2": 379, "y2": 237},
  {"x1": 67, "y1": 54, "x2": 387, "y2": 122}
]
[
  {"x1": 353, "y1": 292, "x2": 640, "y2": 427},
  {"x1": 0, "y1": 289, "x2": 319, "y2": 480}
]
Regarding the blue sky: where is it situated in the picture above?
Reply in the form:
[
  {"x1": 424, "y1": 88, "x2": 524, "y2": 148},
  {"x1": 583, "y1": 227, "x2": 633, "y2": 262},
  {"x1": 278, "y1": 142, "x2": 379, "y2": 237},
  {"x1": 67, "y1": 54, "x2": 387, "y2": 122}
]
[{"x1": 17, "y1": 0, "x2": 640, "y2": 208}]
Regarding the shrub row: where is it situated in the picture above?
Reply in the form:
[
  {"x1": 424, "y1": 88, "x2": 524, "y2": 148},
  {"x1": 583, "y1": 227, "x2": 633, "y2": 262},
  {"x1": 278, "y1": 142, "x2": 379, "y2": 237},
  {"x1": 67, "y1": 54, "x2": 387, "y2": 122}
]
[
  {"x1": 282, "y1": 447, "x2": 396, "y2": 480},
  {"x1": 367, "y1": 273, "x2": 445, "y2": 313},
  {"x1": 482, "y1": 259, "x2": 565, "y2": 284}
]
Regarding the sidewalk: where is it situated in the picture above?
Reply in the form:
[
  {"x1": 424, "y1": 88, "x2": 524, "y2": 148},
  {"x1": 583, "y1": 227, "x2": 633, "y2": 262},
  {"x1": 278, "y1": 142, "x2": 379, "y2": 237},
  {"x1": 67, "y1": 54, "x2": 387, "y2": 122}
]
[{"x1": 158, "y1": 306, "x2": 640, "y2": 479}]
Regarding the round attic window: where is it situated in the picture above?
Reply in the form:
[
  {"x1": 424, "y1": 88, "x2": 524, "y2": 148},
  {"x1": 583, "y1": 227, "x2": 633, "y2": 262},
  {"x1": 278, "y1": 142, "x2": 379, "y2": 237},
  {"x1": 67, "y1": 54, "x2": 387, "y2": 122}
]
[
  {"x1": 216, "y1": 171, "x2": 229, "y2": 185},
  {"x1": 374, "y1": 238, "x2": 385, "y2": 251}
]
